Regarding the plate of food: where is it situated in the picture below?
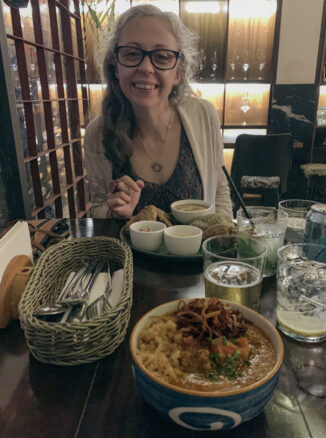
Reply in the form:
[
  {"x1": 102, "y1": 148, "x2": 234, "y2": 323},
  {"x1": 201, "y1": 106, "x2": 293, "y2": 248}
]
[{"x1": 120, "y1": 204, "x2": 237, "y2": 260}]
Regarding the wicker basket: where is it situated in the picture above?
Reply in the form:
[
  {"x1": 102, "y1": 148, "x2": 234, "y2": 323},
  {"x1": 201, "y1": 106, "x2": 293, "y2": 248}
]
[{"x1": 19, "y1": 237, "x2": 133, "y2": 366}]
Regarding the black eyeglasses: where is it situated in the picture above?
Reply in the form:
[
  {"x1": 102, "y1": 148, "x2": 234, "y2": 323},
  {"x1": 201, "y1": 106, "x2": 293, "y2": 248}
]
[{"x1": 115, "y1": 46, "x2": 180, "y2": 70}]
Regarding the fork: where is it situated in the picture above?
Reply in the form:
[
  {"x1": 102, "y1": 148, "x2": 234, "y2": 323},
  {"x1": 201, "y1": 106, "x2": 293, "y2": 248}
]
[
  {"x1": 64, "y1": 261, "x2": 105, "y2": 305},
  {"x1": 56, "y1": 263, "x2": 89, "y2": 303},
  {"x1": 103, "y1": 261, "x2": 112, "y2": 303},
  {"x1": 57, "y1": 263, "x2": 94, "y2": 305}
]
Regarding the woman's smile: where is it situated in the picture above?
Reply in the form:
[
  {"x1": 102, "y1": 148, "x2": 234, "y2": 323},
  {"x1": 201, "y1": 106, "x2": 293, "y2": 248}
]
[{"x1": 133, "y1": 83, "x2": 158, "y2": 90}]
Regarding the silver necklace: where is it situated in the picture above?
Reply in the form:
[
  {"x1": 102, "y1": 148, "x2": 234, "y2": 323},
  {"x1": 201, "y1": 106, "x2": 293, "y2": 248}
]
[{"x1": 137, "y1": 109, "x2": 174, "y2": 173}]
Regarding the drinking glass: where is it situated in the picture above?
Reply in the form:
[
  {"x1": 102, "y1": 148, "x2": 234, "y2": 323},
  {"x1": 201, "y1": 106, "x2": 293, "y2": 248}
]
[
  {"x1": 256, "y1": 48, "x2": 266, "y2": 80},
  {"x1": 237, "y1": 207, "x2": 288, "y2": 277},
  {"x1": 240, "y1": 96, "x2": 250, "y2": 126},
  {"x1": 241, "y1": 50, "x2": 250, "y2": 80},
  {"x1": 228, "y1": 50, "x2": 239, "y2": 79},
  {"x1": 210, "y1": 50, "x2": 218, "y2": 80},
  {"x1": 202, "y1": 235, "x2": 267, "y2": 310},
  {"x1": 278, "y1": 199, "x2": 317, "y2": 243},
  {"x1": 198, "y1": 49, "x2": 207, "y2": 81},
  {"x1": 277, "y1": 243, "x2": 326, "y2": 342}
]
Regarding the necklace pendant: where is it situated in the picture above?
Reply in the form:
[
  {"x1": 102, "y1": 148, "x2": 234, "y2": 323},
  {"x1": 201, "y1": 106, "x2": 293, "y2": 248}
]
[{"x1": 151, "y1": 162, "x2": 162, "y2": 173}]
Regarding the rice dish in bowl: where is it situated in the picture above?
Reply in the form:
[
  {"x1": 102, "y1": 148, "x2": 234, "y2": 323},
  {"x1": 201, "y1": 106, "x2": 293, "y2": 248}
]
[{"x1": 130, "y1": 298, "x2": 283, "y2": 431}]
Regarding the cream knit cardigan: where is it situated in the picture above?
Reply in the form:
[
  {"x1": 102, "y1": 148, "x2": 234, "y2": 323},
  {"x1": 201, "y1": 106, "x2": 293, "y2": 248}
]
[{"x1": 84, "y1": 96, "x2": 233, "y2": 218}]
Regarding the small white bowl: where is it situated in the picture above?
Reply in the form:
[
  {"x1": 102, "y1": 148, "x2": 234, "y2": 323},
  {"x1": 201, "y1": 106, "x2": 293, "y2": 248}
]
[
  {"x1": 171, "y1": 199, "x2": 213, "y2": 224},
  {"x1": 130, "y1": 221, "x2": 166, "y2": 252},
  {"x1": 164, "y1": 225, "x2": 202, "y2": 256}
]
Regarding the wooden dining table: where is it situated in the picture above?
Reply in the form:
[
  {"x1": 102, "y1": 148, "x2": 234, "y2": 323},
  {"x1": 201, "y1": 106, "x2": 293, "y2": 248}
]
[{"x1": 0, "y1": 218, "x2": 325, "y2": 438}]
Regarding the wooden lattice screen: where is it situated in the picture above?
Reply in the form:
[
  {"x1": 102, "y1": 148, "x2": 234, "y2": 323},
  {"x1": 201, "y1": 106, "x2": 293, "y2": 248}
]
[{"x1": 4, "y1": 0, "x2": 90, "y2": 218}]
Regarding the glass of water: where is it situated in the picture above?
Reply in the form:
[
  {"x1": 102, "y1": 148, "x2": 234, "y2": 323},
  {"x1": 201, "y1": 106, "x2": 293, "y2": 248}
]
[
  {"x1": 202, "y1": 235, "x2": 267, "y2": 310},
  {"x1": 278, "y1": 199, "x2": 317, "y2": 243},
  {"x1": 237, "y1": 207, "x2": 288, "y2": 277},
  {"x1": 277, "y1": 243, "x2": 326, "y2": 343}
]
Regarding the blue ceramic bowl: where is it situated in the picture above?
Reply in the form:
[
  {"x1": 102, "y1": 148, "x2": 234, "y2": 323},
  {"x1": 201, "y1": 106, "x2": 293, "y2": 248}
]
[{"x1": 130, "y1": 299, "x2": 283, "y2": 431}]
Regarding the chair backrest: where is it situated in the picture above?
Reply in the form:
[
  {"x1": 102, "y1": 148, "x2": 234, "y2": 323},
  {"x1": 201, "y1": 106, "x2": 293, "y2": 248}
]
[{"x1": 230, "y1": 133, "x2": 294, "y2": 195}]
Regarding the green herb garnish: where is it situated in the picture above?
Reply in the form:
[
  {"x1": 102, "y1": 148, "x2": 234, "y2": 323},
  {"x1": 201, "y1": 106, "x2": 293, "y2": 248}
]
[
  {"x1": 208, "y1": 351, "x2": 242, "y2": 381},
  {"x1": 233, "y1": 350, "x2": 240, "y2": 360}
]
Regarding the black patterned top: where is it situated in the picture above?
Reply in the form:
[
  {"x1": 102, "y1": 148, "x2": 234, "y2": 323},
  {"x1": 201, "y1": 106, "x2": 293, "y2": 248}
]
[{"x1": 116, "y1": 127, "x2": 203, "y2": 213}]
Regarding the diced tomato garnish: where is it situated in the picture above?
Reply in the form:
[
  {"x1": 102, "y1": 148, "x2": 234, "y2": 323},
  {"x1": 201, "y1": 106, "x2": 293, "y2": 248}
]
[
  {"x1": 236, "y1": 337, "x2": 250, "y2": 360},
  {"x1": 209, "y1": 336, "x2": 250, "y2": 362}
]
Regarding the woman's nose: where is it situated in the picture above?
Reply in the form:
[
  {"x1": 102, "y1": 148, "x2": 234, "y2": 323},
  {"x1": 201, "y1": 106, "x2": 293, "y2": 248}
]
[{"x1": 137, "y1": 54, "x2": 155, "y2": 73}]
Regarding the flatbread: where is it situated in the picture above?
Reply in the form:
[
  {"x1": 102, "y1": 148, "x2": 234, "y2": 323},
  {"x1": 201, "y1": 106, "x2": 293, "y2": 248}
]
[
  {"x1": 191, "y1": 214, "x2": 235, "y2": 230},
  {"x1": 190, "y1": 214, "x2": 236, "y2": 241},
  {"x1": 202, "y1": 223, "x2": 237, "y2": 241}
]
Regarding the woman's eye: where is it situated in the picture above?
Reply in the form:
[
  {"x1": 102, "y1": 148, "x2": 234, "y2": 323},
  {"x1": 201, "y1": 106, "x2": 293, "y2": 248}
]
[
  {"x1": 125, "y1": 51, "x2": 139, "y2": 58},
  {"x1": 155, "y1": 53, "x2": 170, "y2": 63}
]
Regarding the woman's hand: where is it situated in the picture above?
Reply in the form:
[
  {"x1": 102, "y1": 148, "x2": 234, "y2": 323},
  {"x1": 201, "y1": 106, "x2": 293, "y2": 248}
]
[{"x1": 107, "y1": 176, "x2": 144, "y2": 219}]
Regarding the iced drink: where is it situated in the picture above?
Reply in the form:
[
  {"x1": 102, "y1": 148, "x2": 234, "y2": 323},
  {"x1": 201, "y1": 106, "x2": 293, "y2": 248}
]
[
  {"x1": 279, "y1": 199, "x2": 317, "y2": 243},
  {"x1": 237, "y1": 207, "x2": 288, "y2": 277},
  {"x1": 277, "y1": 243, "x2": 326, "y2": 342},
  {"x1": 238, "y1": 225, "x2": 285, "y2": 277}
]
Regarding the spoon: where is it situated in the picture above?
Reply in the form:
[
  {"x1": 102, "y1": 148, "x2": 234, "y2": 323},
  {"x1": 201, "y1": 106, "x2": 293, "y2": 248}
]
[{"x1": 33, "y1": 304, "x2": 68, "y2": 317}]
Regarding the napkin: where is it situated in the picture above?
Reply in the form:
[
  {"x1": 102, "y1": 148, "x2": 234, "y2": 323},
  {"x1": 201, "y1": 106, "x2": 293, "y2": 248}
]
[
  {"x1": 0, "y1": 221, "x2": 33, "y2": 283},
  {"x1": 109, "y1": 269, "x2": 124, "y2": 308},
  {"x1": 82, "y1": 269, "x2": 124, "y2": 308}
]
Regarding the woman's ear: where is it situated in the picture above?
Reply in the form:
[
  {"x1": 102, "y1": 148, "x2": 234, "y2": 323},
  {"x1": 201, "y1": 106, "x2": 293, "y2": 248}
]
[{"x1": 173, "y1": 67, "x2": 181, "y2": 86}]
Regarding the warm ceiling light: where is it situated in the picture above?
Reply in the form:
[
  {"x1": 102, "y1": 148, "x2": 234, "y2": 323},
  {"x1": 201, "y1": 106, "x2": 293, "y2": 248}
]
[
  {"x1": 226, "y1": 83, "x2": 270, "y2": 95},
  {"x1": 319, "y1": 85, "x2": 326, "y2": 96},
  {"x1": 190, "y1": 82, "x2": 224, "y2": 97},
  {"x1": 18, "y1": 3, "x2": 32, "y2": 18},
  {"x1": 230, "y1": 0, "x2": 276, "y2": 19},
  {"x1": 185, "y1": 1, "x2": 222, "y2": 14}
]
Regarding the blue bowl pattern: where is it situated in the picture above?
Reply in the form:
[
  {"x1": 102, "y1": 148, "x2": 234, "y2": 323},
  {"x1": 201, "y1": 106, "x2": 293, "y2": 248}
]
[
  {"x1": 132, "y1": 362, "x2": 280, "y2": 431},
  {"x1": 130, "y1": 299, "x2": 283, "y2": 431}
]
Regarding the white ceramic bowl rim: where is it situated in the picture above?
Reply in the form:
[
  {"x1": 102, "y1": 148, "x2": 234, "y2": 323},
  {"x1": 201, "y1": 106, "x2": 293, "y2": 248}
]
[
  {"x1": 130, "y1": 298, "x2": 284, "y2": 398},
  {"x1": 171, "y1": 199, "x2": 212, "y2": 210},
  {"x1": 164, "y1": 225, "x2": 203, "y2": 238},
  {"x1": 130, "y1": 221, "x2": 167, "y2": 233}
]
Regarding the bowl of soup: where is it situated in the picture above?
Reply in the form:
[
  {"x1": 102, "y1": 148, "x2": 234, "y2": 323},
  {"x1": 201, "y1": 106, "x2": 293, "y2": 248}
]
[
  {"x1": 171, "y1": 200, "x2": 213, "y2": 224},
  {"x1": 130, "y1": 297, "x2": 283, "y2": 431},
  {"x1": 164, "y1": 225, "x2": 202, "y2": 256},
  {"x1": 129, "y1": 220, "x2": 166, "y2": 252}
]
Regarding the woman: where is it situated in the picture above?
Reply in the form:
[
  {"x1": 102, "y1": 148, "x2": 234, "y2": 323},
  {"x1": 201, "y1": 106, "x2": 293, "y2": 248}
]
[{"x1": 84, "y1": 4, "x2": 232, "y2": 219}]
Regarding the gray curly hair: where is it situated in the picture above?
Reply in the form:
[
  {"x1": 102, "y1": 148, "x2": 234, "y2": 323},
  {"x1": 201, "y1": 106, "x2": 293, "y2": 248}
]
[{"x1": 97, "y1": 4, "x2": 199, "y2": 172}]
